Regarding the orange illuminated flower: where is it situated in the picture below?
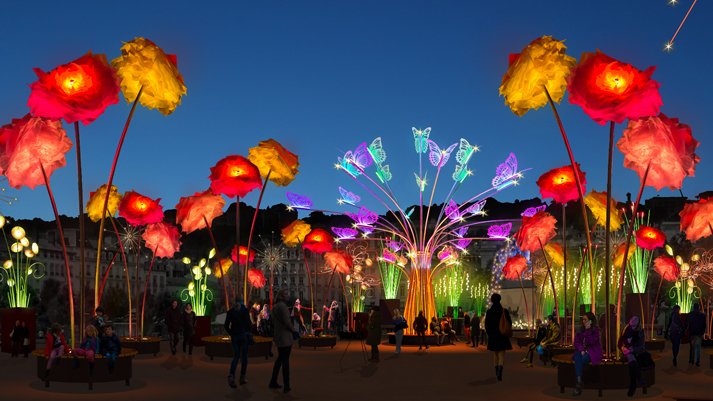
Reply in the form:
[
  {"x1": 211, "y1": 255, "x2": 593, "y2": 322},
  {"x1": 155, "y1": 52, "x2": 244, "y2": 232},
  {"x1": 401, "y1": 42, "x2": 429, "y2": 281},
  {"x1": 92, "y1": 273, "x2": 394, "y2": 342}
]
[
  {"x1": 248, "y1": 268, "x2": 266, "y2": 288},
  {"x1": 584, "y1": 190, "x2": 623, "y2": 231},
  {"x1": 324, "y1": 250, "x2": 353, "y2": 274},
  {"x1": 281, "y1": 219, "x2": 312, "y2": 247},
  {"x1": 536, "y1": 164, "x2": 586, "y2": 204},
  {"x1": 617, "y1": 114, "x2": 699, "y2": 191},
  {"x1": 86, "y1": 184, "x2": 123, "y2": 223},
  {"x1": 654, "y1": 256, "x2": 679, "y2": 281},
  {"x1": 515, "y1": 211, "x2": 557, "y2": 252},
  {"x1": 612, "y1": 242, "x2": 635, "y2": 268},
  {"x1": 0, "y1": 114, "x2": 72, "y2": 189},
  {"x1": 142, "y1": 222, "x2": 181, "y2": 258},
  {"x1": 209, "y1": 155, "x2": 262, "y2": 198},
  {"x1": 111, "y1": 37, "x2": 186, "y2": 115},
  {"x1": 543, "y1": 242, "x2": 565, "y2": 266},
  {"x1": 175, "y1": 190, "x2": 226, "y2": 234},
  {"x1": 248, "y1": 139, "x2": 299, "y2": 187},
  {"x1": 213, "y1": 258, "x2": 233, "y2": 279},
  {"x1": 118, "y1": 191, "x2": 164, "y2": 226},
  {"x1": 499, "y1": 36, "x2": 576, "y2": 116},
  {"x1": 679, "y1": 197, "x2": 713, "y2": 242},
  {"x1": 28, "y1": 52, "x2": 120, "y2": 125},
  {"x1": 231, "y1": 246, "x2": 255, "y2": 265},
  {"x1": 303, "y1": 228, "x2": 334, "y2": 254},
  {"x1": 634, "y1": 226, "x2": 666, "y2": 251},
  {"x1": 568, "y1": 51, "x2": 662, "y2": 124},
  {"x1": 502, "y1": 255, "x2": 528, "y2": 280}
]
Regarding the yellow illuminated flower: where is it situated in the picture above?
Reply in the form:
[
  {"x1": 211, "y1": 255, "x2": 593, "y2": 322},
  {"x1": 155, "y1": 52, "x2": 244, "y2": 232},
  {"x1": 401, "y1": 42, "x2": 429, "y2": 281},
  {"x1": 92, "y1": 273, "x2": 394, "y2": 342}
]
[
  {"x1": 111, "y1": 37, "x2": 187, "y2": 115},
  {"x1": 584, "y1": 190, "x2": 623, "y2": 231},
  {"x1": 612, "y1": 242, "x2": 635, "y2": 268},
  {"x1": 86, "y1": 184, "x2": 123, "y2": 223},
  {"x1": 499, "y1": 36, "x2": 576, "y2": 116},
  {"x1": 213, "y1": 258, "x2": 233, "y2": 279},
  {"x1": 248, "y1": 139, "x2": 299, "y2": 186},
  {"x1": 281, "y1": 219, "x2": 312, "y2": 247},
  {"x1": 543, "y1": 242, "x2": 565, "y2": 266}
]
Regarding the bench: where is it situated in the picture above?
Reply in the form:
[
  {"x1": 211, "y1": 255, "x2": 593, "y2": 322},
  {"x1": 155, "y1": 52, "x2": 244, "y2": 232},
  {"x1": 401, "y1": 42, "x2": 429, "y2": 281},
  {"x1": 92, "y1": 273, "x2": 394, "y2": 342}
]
[
  {"x1": 298, "y1": 335, "x2": 337, "y2": 349},
  {"x1": 202, "y1": 336, "x2": 272, "y2": 360},
  {"x1": 553, "y1": 353, "x2": 658, "y2": 397},
  {"x1": 34, "y1": 348, "x2": 138, "y2": 390}
]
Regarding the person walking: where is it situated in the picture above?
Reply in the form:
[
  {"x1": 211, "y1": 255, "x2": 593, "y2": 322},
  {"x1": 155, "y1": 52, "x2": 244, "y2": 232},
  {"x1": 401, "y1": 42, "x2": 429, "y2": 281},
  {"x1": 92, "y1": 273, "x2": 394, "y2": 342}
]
[
  {"x1": 471, "y1": 314, "x2": 481, "y2": 348},
  {"x1": 485, "y1": 293, "x2": 512, "y2": 381},
  {"x1": 668, "y1": 305, "x2": 683, "y2": 367},
  {"x1": 571, "y1": 312, "x2": 603, "y2": 396},
  {"x1": 366, "y1": 306, "x2": 382, "y2": 362},
  {"x1": 165, "y1": 300, "x2": 182, "y2": 356},
  {"x1": 182, "y1": 303, "x2": 196, "y2": 355},
  {"x1": 413, "y1": 311, "x2": 428, "y2": 350},
  {"x1": 686, "y1": 303, "x2": 706, "y2": 367},
  {"x1": 392, "y1": 308, "x2": 407, "y2": 355},
  {"x1": 270, "y1": 289, "x2": 296, "y2": 394},
  {"x1": 225, "y1": 296, "x2": 252, "y2": 388}
]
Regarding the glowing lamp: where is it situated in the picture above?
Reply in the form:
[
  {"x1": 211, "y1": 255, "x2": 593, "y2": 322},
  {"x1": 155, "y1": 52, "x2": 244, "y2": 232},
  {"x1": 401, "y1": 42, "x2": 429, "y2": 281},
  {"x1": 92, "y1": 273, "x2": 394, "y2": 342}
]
[{"x1": 11, "y1": 226, "x2": 25, "y2": 240}]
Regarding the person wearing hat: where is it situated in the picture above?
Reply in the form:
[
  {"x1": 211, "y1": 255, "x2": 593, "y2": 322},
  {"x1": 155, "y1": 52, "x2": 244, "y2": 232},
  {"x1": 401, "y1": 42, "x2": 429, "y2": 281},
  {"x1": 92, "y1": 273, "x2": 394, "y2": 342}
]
[{"x1": 618, "y1": 316, "x2": 648, "y2": 397}]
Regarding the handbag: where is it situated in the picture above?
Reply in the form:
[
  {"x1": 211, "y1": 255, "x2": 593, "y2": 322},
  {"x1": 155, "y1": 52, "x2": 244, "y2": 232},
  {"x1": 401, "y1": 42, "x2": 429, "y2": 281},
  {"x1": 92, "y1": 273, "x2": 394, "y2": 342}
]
[
  {"x1": 499, "y1": 309, "x2": 513, "y2": 337},
  {"x1": 23, "y1": 338, "x2": 30, "y2": 346}
]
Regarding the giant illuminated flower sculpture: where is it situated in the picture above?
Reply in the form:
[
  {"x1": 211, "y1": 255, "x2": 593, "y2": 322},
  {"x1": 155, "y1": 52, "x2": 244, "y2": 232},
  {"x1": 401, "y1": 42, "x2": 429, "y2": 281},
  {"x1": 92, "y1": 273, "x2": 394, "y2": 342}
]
[
  {"x1": 502, "y1": 255, "x2": 528, "y2": 280},
  {"x1": 28, "y1": 52, "x2": 120, "y2": 125},
  {"x1": 543, "y1": 242, "x2": 565, "y2": 266},
  {"x1": 281, "y1": 220, "x2": 312, "y2": 247},
  {"x1": 568, "y1": 51, "x2": 662, "y2": 125},
  {"x1": 612, "y1": 242, "x2": 636, "y2": 268},
  {"x1": 0, "y1": 115, "x2": 72, "y2": 189},
  {"x1": 324, "y1": 250, "x2": 353, "y2": 274},
  {"x1": 515, "y1": 211, "x2": 557, "y2": 252},
  {"x1": 231, "y1": 246, "x2": 255, "y2": 265},
  {"x1": 247, "y1": 268, "x2": 266, "y2": 288},
  {"x1": 118, "y1": 191, "x2": 164, "y2": 226},
  {"x1": 635, "y1": 226, "x2": 666, "y2": 251},
  {"x1": 536, "y1": 164, "x2": 586, "y2": 204},
  {"x1": 209, "y1": 155, "x2": 262, "y2": 198},
  {"x1": 654, "y1": 255, "x2": 679, "y2": 282},
  {"x1": 248, "y1": 139, "x2": 299, "y2": 187},
  {"x1": 111, "y1": 37, "x2": 186, "y2": 115},
  {"x1": 584, "y1": 190, "x2": 623, "y2": 231},
  {"x1": 499, "y1": 36, "x2": 576, "y2": 116},
  {"x1": 86, "y1": 185, "x2": 122, "y2": 223},
  {"x1": 142, "y1": 222, "x2": 181, "y2": 258},
  {"x1": 303, "y1": 228, "x2": 334, "y2": 254},
  {"x1": 679, "y1": 198, "x2": 713, "y2": 242},
  {"x1": 213, "y1": 258, "x2": 233, "y2": 279},
  {"x1": 617, "y1": 114, "x2": 699, "y2": 190},
  {"x1": 175, "y1": 190, "x2": 225, "y2": 234}
]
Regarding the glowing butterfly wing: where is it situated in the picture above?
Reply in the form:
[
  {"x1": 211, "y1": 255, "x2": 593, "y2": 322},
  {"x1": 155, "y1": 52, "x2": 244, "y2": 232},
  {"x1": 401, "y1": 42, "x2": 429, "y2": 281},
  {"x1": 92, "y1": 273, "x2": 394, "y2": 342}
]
[
  {"x1": 352, "y1": 142, "x2": 373, "y2": 170},
  {"x1": 413, "y1": 127, "x2": 431, "y2": 154},
  {"x1": 445, "y1": 200, "x2": 460, "y2": 221},
  {"x1": 286, "y1": 192, "x2": 312, "y2": 210},
  {"x1": 521, "y1": 205, "x2": 546, "y2": 217},
  {"x1": 359, "y1": 225, "x2": 374, "y2": 235},
  {"x1": 385, "y1": 240, "x2": 403, "y2": 252},
  {"x1": 414, "y1": 172, "x2": 428, "y2": 192},
  {"x1": 492, "y1": 153, "x2": 518, "y2": 188},
  {"x1": 452, "y1": 164, "x2": 469, "y2": 183},
  {"x1": 331, "y1": 227, "x2": 358, "y2": 240},
  {"x1": 376, "y1": 164, "x2": 392, "y2": 183},
  {"x1": 487, "y1": 223, "x2": 513, "y2": 239},
  {"x1": 455, "y1": 238, "x2": 472, "y2": 251},
  {"x1": 338, "y1": 186, "x2": 361, "y2": 206},
  {"x1": 382, "y1": 249, "x2": 397, "y2": 263},
  {"x1": 440, "y1": 142, "x2": 458, "y2": 166},
  {"x1": 427, "y1": 140, "x2": 442, "y2": 167},
  {"x1": 367, "y1": 137, "x2": 387, "y2": 164},
  {"x1": 404, "y1": 206, "x2": 415, "y2": 220},
  {"x1": 455, "y1": 138, "x2": 477, "y2": 165},
  {"x1": 454, "y1": 227, "x2": 468, "y2": 238},
  {"x1": 338, "y1": 150, "x2": 361, "y2": 178},
  {"x1": 357, "y1": 207, "x2": 379, "y2": 226},
  {"x1": 465, "y1": 199, "x2": 487, "y2": 216}
]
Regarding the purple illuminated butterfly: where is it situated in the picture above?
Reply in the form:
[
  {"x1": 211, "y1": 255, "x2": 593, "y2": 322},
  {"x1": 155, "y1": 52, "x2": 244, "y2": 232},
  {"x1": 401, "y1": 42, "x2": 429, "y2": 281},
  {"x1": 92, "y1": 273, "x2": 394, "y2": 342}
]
[
  {"x1": 445, "y1": 200, "x2": 461, "y2": 221},
  {"x1": 345, "y1": 207, "x2": 379, "y2": 227},
  {"x1": 359, "y1": 225, "x2": 375, "y2": 235},
  {"x1": 382, "y1": 249, "x2": 397, "y2": 263},
  {"x1": 521, "y1": 205, "x2": 546, "y2": 217},
  {"x1": 331, "y1": 227, "x2": 358, "y2": 240},
  {"x1": 338, "y1": 143, "x2": 373, "y2": 178},
  {"x1": 338, "y1": 187, "x2": 361, "y2": 206},
  {"x1": 465, "y1": 199, "x2": 487, "y2": 216},
  {"x1": 454, "y1": 238, "x2": 472, "y2": 251},
  {"x1": 492, "y1": 153, "x2": 519, "y2": 188},
  {"x1": 385, "y1": 240, "x2": 403, "y2": 252},
  {"x1": 487, "y1": 223, "x2": 512, "y2": 239},
  {"x1": 427, "y1": 140, "x2": 458, "y2": 167},
  {"x1": 453, "y1": 227, "x2": 468, "y2": 238},
  {"x1": 286, "y1": 192, "x2": 312, "y2": 210}
]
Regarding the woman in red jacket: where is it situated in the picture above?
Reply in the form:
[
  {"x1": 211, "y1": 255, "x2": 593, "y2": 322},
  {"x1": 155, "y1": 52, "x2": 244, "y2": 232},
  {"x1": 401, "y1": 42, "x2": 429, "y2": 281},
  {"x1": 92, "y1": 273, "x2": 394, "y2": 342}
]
[{"x1": 44, "y1": 323, "x2": 70, "y2": 378}]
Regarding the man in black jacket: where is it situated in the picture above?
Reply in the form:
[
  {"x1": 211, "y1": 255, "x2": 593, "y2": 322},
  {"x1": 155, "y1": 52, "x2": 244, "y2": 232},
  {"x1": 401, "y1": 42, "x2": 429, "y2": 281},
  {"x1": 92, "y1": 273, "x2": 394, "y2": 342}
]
[
  {"x1": 687, "y1": 303, "x2": 706, "y2": 367},
  {"x1": 165, "y1": 300, "x2": 182, "y2": 355},
  {"x1": 225, "y1": 297, "x2": 251, "y2": 388}
]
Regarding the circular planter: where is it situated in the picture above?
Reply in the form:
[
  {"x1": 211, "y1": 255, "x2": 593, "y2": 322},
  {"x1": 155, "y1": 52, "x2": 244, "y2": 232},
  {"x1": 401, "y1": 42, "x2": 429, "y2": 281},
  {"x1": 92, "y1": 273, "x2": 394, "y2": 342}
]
[
  {"x1": 298, "y1": 335, "x2": 337, "y2": 349},
  {"x1": 192, "y1": 316, "x2": 211, "y2": 347},
  {"x1": 553, "y1": 353, "x2": 659, "y2": 397},
  {"x1": 34, "y1": 348, "x2": 138, "y2": 390},
  {"x1": 387, "y1": 333, "x2": 438, "y2": 346},
  {"x1": 202, "y1": 335, "x2": 272, "y2": 360},
  {"x1": 120, "y1": 336, "x2": 161, "y2": 356},
  {"x1": 645, "y1": 338, "x2": 666, "y2": 352}
]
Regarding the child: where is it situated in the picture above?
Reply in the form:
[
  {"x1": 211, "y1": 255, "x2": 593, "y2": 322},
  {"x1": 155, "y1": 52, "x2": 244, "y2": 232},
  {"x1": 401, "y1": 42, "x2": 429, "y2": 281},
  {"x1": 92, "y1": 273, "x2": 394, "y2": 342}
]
[
  {"x1": 73, "y1": 325, "x2": 100, "y2": 374},
  {"x1": 44, "y1": 323, "x2": 70, "y2": 379},
  {"x1": 100, "y1": 325, "x2": 122, "y2": 373}
]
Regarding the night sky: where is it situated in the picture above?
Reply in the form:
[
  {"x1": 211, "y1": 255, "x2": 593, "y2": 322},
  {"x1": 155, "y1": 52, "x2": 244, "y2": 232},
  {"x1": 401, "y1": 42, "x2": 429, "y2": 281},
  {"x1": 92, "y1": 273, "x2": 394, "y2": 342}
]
[{"x1": 0, "y1": 0, "x2": 710, "y2": 220}]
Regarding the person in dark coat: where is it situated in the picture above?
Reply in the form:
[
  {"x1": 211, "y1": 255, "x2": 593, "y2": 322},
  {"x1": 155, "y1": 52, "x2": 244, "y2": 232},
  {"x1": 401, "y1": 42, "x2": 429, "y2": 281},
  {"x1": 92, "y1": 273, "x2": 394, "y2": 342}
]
[
  {"x1": 470, "y1": 314, "x2": 481, "y2": 348},
  {"x1": 464, "y1": 312, "x2": 472, "y2": 345},
  {"x1": 686, "y1": 303, "x2": 706, "y2": 367},
  {"x1": 10, "y1": 320, "x2": 23, "y2": 357},
  {"x1": 618, "y1": 316, "x2": 648, "y2": 397},
  {"x1": 366, "y1": 306, "x2": 382, "y2": 362},
  {"x1": 520, "y1": 318, "x2": 545, "y2": 366},
  {"x1": 225, "y1": 296, "x2": 251, "y2": 388},
  {"x1": 270, "y1": 289, "x2": 296, "y2": 394},
  {"x1": 668, "y1": 305, "x2": 683, "y2": 367},
  {"x1": 100, "y1": 325, "x2": 122, "y2": 373},
  {"x1": 182, "y1": 303, "x2": 197, "y2": 355},
  {"x1": 165, "y1": 300, "x2": 182, "y2": 355},
  {"x1": 413, "y1": 311, "x2": 429, "y2": 350},
  {"x1": 485, "y1": 293, "x2": 512, "y2": 381}
]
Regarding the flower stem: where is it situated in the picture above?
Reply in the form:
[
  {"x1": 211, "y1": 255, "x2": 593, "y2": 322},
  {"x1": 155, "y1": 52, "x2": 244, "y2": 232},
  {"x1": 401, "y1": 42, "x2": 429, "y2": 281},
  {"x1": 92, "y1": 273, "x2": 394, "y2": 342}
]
[
  {"x1": 604, "y1": 121, "x2": 614, "y2": 356},
  {"x1": 234, "y1": 196, "x2": 240, "y2": 303},
  {"x1": 74, "y1": 121, "x2": 87, "y2": 341},
  {"x1": 244, "y1": 170, "x2": 271, "y2": 299},
  {"x1": 538, "y1": 238, "x2": 559, "y2": 325},
  {"x1": 109, "y1": 216, "x2": 132, "y2": 337},
  {"x1": 140, "y1": 247, "x2": 158, "y2": 337}
]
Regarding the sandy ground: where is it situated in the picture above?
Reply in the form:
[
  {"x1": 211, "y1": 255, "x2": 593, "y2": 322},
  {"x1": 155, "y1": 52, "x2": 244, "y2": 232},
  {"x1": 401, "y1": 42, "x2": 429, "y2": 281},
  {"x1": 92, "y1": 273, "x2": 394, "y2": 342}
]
[{"x1": 0, "y1": 339, "x2": 711, "y2": 401}]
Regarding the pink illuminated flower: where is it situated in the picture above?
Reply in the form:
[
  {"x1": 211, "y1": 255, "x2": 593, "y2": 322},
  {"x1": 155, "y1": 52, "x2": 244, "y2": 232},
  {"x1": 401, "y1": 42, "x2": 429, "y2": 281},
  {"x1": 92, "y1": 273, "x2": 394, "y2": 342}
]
[
  {"x1": 142, "y1": 222, "x2": 181, "y2": 258},
  {"x1": 231, "y1": 246, "x2": 255, "y2": 265},
  {"x1": 654, "y1": 255, "x2": 679, "y2": 281},
  {"x1": 634, "y1": 226, "x2": 666, "y2": 250},
  {"x1": 502, "y1": 255, "x2": 528, "y2": 280},
  {"x1": 324, "y1": 250, "x2": 353, "y2": 274},
  {"x1": 248, "y1": 268, "x2": 266, "y2": 288},
  {"x1": 515, "y1": 211, "x2": 557, "y2": 252},
  {"x1": 0, "y1": 115, "x2": 72, "y2": 189},
  {"x1": 175, "y1": 190, "x2": 225, "y2": 234},
  {"x1": 679, "y1": 198, "x2": 713, "y2": 242},
  {"x1": 536, "y1": 164, "x2": 586, "y2": 204}
]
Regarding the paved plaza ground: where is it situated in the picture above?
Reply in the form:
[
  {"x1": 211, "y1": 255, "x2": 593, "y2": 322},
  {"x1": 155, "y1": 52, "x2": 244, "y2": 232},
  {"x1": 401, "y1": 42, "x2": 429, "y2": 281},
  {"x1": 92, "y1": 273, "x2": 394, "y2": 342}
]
[{"x1": 1, "y1": 339, "x2": 711, "y2": 401}]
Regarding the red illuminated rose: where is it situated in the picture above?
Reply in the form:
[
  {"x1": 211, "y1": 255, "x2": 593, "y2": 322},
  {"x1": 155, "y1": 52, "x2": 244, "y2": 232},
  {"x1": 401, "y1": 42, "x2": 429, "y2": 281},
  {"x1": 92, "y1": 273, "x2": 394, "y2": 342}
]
[
  {"x1": 502, "y1": 255, "x2": 528, "y2": 280},
  {"x1": 303, "y1": 228, "x2": 334, "y2": 254},
  {"x1": 247, "y1": 268, "x2": 266, "y2": 288},
  {"x1": 175, "y1": 190, "x2": 226, "y2": 234},
  {"x1": 118, "y1": 191, "x2": 164, "y2": 226},
  {"x1": 536, "y1": 164, "x2": 586, "y2": 204},
  {"x1": 679, "y1": 197, "x2": 713, "y2": 242},
  {"x1": 634, "y1": 226, "x2": 666, "y2": 251},
  {"x1": 209, "y1": 155, "x2": 262, "y2": 198},
  {"x1": 654, "y1": 255, "x2": 679, "y2": 281},
  {"x1": 568, "y1": 51, "x2": 662, "y2": 125},
  {"x1": 323, "y1": 250, "x2": 353, "y2": 274},
  {"x1": 617, "y1": 114, "x2": 699, "y2": 191},
  {"x1": 515, "y1": 211, "x2": 557, "y2": 252},
  {"x1": 231, "y1": 245, "x2": 255, "y2": 265},
  {"x1": 0, "y1": 114, "x2": 72, "y2": 189},
  {"x1": 142, "y1": 221, "x2": 181, "y2": 258},
  {"x1": 28, "y1": 52, "x2": 120, "y2": 125}
]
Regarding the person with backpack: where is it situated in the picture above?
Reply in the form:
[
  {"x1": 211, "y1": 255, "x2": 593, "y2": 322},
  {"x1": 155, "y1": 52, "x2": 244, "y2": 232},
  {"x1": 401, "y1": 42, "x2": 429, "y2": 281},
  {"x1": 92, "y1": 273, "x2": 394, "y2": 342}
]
[{"x1": 485, "y1": 293, "x2": 512, "y2": 381}]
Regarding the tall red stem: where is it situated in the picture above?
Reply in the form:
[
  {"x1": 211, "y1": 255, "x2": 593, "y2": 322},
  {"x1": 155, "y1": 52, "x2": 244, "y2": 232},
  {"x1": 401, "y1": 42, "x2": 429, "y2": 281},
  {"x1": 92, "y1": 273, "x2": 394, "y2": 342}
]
[
  {"x1": 571, "y1": 248, "x2": 586, "y2": 344},
  {"x1": 97, "y1": 251, "x2": 119, "y2": 303},
  {"x1": 562, "y1": 204, "x2": 568, "y2": 344},
  {"x1": 604, "y1": 121, "x2": 615, "y2": 356},
  {"x1": 234, "y1": 196, "x2": 240, "y2": 302},
  {"x1": 244, "y1": 170, "x2": 271, "y2": 299},
  {"x1": 519, "y1": 276, "x2": 530, "y2": 336},
  {"x1": 74, "y1": 122, "x2": 87, "y2": 341},
  {"x1": 538, "y1": 238, "x2": 560, "y2": 324},
  {"x1": 140, "y1": 247, "x2": 158, "y2": 337}
]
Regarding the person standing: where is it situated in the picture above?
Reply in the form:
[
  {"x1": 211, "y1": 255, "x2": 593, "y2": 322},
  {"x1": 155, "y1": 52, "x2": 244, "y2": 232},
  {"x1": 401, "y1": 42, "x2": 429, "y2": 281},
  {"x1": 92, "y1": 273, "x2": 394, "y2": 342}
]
[
  {"x1": 270, "y1": 289, "x2": 296, "y2": 394},
  {"x1": 471, "y1": 314, "x2": 481, "y2": 348},
  {"x1": 182, "y1": 303, "x2": 197, "y2": 355},
  {"x1": 668, "y1": 305, "x2": 683, "y2": 367},
  {"x1": 10, "y1": 320, "x2": 22, "y2": 357},
  {"x1": 413, "y1": 310, "x2": 428, "y2": 350},
  {"x1": 392, "y1": 308, "x2": 407, "y2": 355},
  {"x1": 165, "y1": 300, "x2": 182, "y2": 356},
  {"x1": 485, "y1": 293, "x2": 512, "y2": 381},
  {"x1": 571, "y1": 312, "x2": 603, "y2": 396},
  {"x1": 225, "y1": 297, "x2": 251, "y2": 388},
  {"x1": 366, "y1": 306, "x2": 382, "y2": 362},
  {"x1": 686, "y1": 303, "x2": 706, "y2": 367}
]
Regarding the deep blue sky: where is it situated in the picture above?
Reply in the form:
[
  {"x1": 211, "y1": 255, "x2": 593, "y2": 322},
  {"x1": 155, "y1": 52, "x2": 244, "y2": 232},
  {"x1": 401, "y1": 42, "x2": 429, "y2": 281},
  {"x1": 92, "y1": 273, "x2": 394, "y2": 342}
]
[{"x1": 0, "y1": 0, "x2": 710, "y2": 220}]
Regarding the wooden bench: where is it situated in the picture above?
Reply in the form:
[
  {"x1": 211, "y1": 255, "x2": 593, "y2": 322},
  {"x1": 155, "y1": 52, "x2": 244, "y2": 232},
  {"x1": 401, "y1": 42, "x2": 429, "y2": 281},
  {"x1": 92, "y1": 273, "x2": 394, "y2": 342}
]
[
  {"x1": 202, "y1": 336, "x2": 272, "y2": 360},
  {"x1": 553, "y1": 353, "x2": 658, "y2": 397},
  {"x1": 298, "y1": 335, "x2": 337, "y2": 349},
  {"x1": 34, "y1": 348, "x2": 138, "y2": 390}
]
